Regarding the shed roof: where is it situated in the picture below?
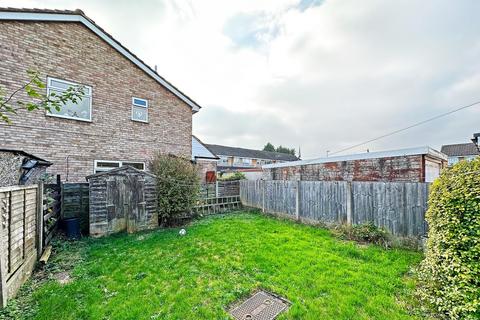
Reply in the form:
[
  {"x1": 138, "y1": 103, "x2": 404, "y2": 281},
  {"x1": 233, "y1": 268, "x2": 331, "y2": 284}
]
[
  {"x1": 441, "y1": 143, "x2": 479, "y2": 157},
  {"x1": 205, "y1": 144, "x2": 299, "y2": 162},
  {"x1": 0, "y1": 148, "x2": 52, "y2": 166},
  {"x1": 263, "y1": 146, "x2": 447, "y2": 169},
  {"x1": 86, "y1": 166, "x2": 156, "y2": 180},
  {"x1": 0, "y1": 7, "x2": 201, "y2": 113}
]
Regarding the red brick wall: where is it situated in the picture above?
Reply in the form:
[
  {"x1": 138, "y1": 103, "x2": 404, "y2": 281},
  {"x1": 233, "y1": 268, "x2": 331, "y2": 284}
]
[
  {"x1": 195, "y1": 159, "x2": 217, "y2": 183},
  {"x1": 265, "y1": 155, "x2": 426, "y2": 182},
  {"x1": 0, "y1": 21, "x2": 193, "y2": 182}
]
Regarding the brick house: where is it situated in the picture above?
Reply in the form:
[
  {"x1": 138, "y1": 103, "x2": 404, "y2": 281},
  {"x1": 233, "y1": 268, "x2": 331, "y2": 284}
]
[
  {"x1": 0, "y1": 8, "x2": 201, "y2": 182},
  {"x1": 263, "y1": 146, "x2": 447, "y2": 183},
  {"x1": 441, "y1": 133, "x2": 479, "y2": 165},
  {"x1": 192, "y1": 135, "x2": 219, "y2": 183}
]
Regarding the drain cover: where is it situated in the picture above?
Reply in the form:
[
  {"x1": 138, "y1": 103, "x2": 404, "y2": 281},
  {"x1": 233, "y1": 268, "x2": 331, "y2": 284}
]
[{"x1": 229, "y1": 291, "x2": 290, "y2": 320}]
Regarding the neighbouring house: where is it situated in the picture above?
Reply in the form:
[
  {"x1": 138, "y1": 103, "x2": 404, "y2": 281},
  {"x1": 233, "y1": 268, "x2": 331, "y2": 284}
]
[
  {"x1": 0, "y1": 8, "x2": 201, "y2": 182},
  {"x1": 205, "y1": 144, "x2": 299, "y2": 179},
  {"x1": 0, "y1": 149, "x2": 52, "y2": 187},
  {"x1": 263, "y1": 146, "x2": 447, "y2": 183},
  {"x1": 441, "y1": 133, "x2": 480, "y2": 165},
  {"x1": 192, "y1": 135, "x2": 219, "y2": 183}
]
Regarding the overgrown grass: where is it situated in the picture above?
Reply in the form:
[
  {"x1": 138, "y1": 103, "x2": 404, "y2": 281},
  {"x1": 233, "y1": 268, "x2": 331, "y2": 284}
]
[{"x1": 1, "y1": 212, "x2": 423, "y2": 319}]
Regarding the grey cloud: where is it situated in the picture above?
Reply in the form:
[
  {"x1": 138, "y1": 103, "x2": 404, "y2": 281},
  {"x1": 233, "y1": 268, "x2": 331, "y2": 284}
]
[
  {"x1": 193, "y1": 106, "x2": 301, "y2": 152},
  {"x1": 247, "y1": 0, "x2": 480, "y2": 157}
]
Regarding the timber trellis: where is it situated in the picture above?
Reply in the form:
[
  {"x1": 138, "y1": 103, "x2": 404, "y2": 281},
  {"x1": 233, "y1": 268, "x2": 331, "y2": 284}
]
[
  {"x1": 43, "y1": 179, "x2": 61, "y2": 249},
  {"x1": 195, "y1": 195, "x2": 241, "y2": 216},
  {"x1": 240, "y1": 180, "x2": 430, "y2": 237}
]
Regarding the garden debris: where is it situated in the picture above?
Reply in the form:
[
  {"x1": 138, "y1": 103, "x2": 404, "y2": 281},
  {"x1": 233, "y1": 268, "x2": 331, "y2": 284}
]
[
  {"x1": 39, "y1": 245, "x2": 52, "y2": 265},
  {"x1": 134, "y1": 272, "x2": 147, "y2": 280},
  {"x1": 53, "y1": 271, "x2": 72, "y2": 285}
]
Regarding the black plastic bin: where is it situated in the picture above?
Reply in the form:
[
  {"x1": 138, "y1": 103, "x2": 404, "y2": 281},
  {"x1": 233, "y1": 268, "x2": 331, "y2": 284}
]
[{"x1": 63, "y1": 217, "x2": 81, "y2": 240}]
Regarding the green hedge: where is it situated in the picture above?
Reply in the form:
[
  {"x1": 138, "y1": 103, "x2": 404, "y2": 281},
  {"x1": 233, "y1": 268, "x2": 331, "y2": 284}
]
[
  {"x1": 417, "y1": 158, "x2": 480, "y2": 319},
  {"x1": 150, "y1": 154, "x2": 200, "y2": 226}
]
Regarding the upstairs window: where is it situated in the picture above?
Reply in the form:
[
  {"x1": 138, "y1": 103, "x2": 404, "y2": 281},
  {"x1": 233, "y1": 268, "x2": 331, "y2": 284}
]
[
  {"x1": 132, "y1": 97, "x2": 148, "y2": 122},
  {"x1": 47, "y1": 77, "x2": 92, "y2": 121}
]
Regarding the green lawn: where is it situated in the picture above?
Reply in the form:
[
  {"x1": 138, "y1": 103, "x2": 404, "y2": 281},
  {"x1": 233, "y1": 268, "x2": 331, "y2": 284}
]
[{"x1": 3, "y1": 212, "x2": 422, "y2": 319}]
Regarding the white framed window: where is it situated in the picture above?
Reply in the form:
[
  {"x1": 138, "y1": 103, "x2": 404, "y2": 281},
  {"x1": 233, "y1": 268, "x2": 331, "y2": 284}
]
[
  {"x1": 94, "y1": 160, "x2": 145, "y2": 173},
  {"x1": 46, "y1": 77, "x2": 92, "y2": 121},
  {"x1": 132, "y1": 97, "x2": 148, "y2": 122}
]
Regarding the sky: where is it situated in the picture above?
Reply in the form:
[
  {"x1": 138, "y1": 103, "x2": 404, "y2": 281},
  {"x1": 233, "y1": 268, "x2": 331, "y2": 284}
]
[{"x1": 3, "y1": 0, "x2": 480, "y2": 158}]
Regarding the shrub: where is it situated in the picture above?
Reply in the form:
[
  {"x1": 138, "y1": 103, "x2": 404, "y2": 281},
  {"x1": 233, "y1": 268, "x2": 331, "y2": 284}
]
[
  {"x1": 417, "y1": 158, "x2": 480, "y2": 319},
  {"x1": 150, "y1": 154, "x2": 200, "y2": 226},
  {"x1": 217, "y1": 172, "x2": 246, "y2": 181},
  {"x1": 333, "y1": 222, "x2": 390, "y2": 247}
]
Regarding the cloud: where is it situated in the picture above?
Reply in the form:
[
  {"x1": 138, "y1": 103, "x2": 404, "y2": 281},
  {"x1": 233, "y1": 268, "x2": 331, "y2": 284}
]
[{"x1": 3, "y1": 0, "x2": 480, "y2": 158}]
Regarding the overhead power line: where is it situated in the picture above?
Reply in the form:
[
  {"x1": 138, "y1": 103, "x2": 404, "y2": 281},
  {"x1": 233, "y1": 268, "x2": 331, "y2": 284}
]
[{"x1": 329, "y1": 100, "x2": 480, "y2": 156}]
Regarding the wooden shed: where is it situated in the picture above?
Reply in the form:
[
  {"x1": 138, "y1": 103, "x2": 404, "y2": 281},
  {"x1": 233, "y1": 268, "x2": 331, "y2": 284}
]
[{"x1": 86, "y1": 166, "x2": 157, "y2": 237}]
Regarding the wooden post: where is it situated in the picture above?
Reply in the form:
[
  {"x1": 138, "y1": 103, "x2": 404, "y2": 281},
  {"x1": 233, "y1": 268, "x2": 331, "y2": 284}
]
[
  {"x1": 346, "y1": 181, "x2": 353, "y2": 225},
  {"x1": 262, "y1": 180, "x2": 266, "y2": 213},
  {"x1": 0, "y1": 192, "x2": 8, "y2": 307},
  {"x1": 36, "y1": 182, "x2": 44, "y2": 258},
  {"x1": 295, "y1": 181, "x2": 299, "y2": 220},
  {"x1": 215, "y1": 181, "x2": 219, "y2": 198}
]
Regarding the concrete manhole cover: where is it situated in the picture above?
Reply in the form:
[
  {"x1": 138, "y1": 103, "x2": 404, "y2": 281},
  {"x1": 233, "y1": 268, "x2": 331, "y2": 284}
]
[{"x1": 229, "y1": 291, "x2": 290, "y2": 320}]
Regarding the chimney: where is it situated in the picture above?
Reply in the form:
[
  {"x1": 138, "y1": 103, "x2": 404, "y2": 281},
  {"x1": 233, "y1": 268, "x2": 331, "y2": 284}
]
[{"x1": 154, "y1": 65, "x2": 158, "y2": 72}]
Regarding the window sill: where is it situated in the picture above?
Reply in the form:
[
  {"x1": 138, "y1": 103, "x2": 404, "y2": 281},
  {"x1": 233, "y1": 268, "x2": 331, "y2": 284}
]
[
  {"x1": 131, "y1": 119, "x2": 149, "y2": 124},
  {"x1": 46, "y1": 113, "x2": 92, "y2": 123}
]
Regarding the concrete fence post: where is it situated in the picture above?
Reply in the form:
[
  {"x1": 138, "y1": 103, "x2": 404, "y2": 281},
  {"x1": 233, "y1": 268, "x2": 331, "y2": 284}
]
[
  {"x1": 295, "y1": 180, "x2": 300, "y2": 221},
  {"x1": 262, "y1": 180, "x2": 266, "y2": 213},
  {"x1": 36, "y1": 182, "x2": 44, "y2": 258},
  {"x1": 346, "y1": 181, "x2": 353, "y2": 225}
]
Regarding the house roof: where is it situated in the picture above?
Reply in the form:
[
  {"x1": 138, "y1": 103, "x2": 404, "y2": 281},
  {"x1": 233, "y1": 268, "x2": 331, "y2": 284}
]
[
  {"x1": 441, "y1": 143, "x2": 479, "y2": 157},
  {"x1": 0, "y1": 7, "x2": 201, "y2": 113},
  {"x1": 205, "y1": 144, "x2": 299, "y2": 162},
  {"x1": 263, "y1": 146, "x2": 447, "y2": 169},
  {"x1": 192, "y1": 135, "x2": 219, "y2": 160},
  {"x1": 0, "y1": 148, "x2": 52, "y2": 165}
]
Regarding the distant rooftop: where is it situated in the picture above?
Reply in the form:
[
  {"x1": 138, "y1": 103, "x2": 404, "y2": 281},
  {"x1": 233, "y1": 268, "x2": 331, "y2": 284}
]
[
  {"x1": 263, "y1": 146, "x2": 447, "y2": 169},
  {"x1": 205, "y1": 144, "x2": 299, "y2": 162},
  {"x1": 441, "y1": 143, "x2": 479, "y2": 157}
]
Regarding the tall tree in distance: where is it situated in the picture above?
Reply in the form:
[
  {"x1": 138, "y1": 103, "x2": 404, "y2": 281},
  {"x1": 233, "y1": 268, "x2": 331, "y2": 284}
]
[
  {"x1": 276, "y1": 145, "x2": 296, "y2": 156},
  {"x1": 263, "y1": 142, "x2": 296, "y2": 156},
  {"x1": 263, "y1": 142, "x2": 275, "y2": 152}
]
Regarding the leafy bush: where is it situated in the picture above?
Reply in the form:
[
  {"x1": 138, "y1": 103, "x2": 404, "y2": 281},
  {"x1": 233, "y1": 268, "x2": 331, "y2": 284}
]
[
  {"x1": 417, "y1": 158, "x2": 480, "y2": 319},
  {"x1": 217, "y1": 172, "x2": 246, "y2": 181},
  {"x1": 150, "y1": 154, "x2": 200, "y2": 226},
  {"x1": 333, "y1": 222, "x2": 390, "y2": 247}
]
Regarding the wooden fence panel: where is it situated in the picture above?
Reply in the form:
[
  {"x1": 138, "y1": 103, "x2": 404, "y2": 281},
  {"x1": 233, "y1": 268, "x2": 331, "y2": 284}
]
[
  {"x1": 300, "y1": 181, "x2": 348, "y2": 223},
  {"x1": 0, "y1": 185, "x2": 41, "y2": 307},
  {"x1": 264, "y1": 180, "x2": 296, "y2": 216},
  {"x1": 240, "y1": 180, "x2": 263, "y2": 208},
  {"x1": 62, "y1": 183, "x2": 89, "y2": 234},
  {"x1": 239, "y1": 180, "x2": 430, "y2": 237}
]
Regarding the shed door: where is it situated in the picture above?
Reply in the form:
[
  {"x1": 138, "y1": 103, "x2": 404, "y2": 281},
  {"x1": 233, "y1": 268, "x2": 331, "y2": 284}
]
[
  {"x1": 425, "y1": 160, "x2": 441, "y2": 182},
  {"x1": 106, "y1": 175, "x2": 146, "y2": 234},
  {"x1": 106, "y1": 178, "x2": 127, "y2": 233},
  {"x1": 126, "y1": 176, "x2": 146, "y2": 233}
]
